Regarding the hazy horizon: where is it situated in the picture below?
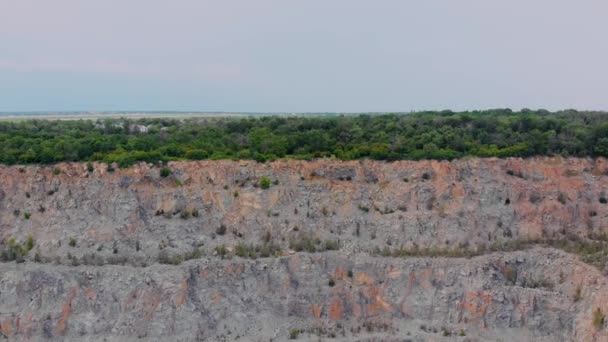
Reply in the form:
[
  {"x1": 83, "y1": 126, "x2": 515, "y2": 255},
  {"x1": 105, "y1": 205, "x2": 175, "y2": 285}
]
[{"x1": 2, "y1": 0, "x2": 607, "y2": 112}]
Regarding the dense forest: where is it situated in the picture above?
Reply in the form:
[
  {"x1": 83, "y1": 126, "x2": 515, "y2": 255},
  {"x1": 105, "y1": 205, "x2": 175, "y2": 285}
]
[{"x1": 1, "y1": 109, "x2": 608, "y2": 167}]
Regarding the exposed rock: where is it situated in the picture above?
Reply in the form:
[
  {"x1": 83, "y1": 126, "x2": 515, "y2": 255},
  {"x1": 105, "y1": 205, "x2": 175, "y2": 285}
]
[{"x1": 0, "y1": 157, "x2": 607, "y2": 341}]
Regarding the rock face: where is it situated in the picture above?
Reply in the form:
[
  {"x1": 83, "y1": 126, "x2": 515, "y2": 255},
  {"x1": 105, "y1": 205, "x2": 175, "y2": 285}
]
[{"x1": 1, "y1": 157, "x2": 608, "y2": 341}]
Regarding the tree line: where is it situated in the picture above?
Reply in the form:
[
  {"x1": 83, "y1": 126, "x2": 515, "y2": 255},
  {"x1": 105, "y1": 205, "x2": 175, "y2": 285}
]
[{"x1": 1, "y1": 109, "x2": 608, "y2": 166}]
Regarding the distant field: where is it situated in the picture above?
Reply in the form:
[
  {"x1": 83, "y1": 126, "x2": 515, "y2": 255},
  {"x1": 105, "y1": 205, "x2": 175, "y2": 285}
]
[
  {"x1": 0, "y1": 112, "x2": 280, "y2": 120},
  {"x1": 0, "y1": 112, "x2": 303, "y2": 121}
]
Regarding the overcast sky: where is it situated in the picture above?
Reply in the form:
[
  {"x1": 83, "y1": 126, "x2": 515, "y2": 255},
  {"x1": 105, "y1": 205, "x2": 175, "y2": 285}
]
[{"x1": 1, "y1": 0, "x2": 607, "y2": 112}]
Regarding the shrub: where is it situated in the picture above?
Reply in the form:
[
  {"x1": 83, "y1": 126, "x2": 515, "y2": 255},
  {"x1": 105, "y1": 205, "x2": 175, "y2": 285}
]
[
  {"x1": 421, "y1": 172, "x2": 431, "y2": 180},
  {"x1": 347, "y1": 270, "x2": 353, "y2": 278},
  {"x1": 235, "y1": 243, "x2": 248, "y2": 258},
  {"x1": 68, "y1": 238, "x2": 77, "y2": 247},
  {"x1": 600, "y1": 197, "x2": 608, "y2": 204},
  {"x1": 160, "y1": 166, "x2": 171, "y2": 178},
  {"x1": 328, "y1": 278, "x2": 335, "y2": 287},
  {"x1": 0, "y1": 236, "x2": 34, "y2": 262},
  {"x1": 23, "y1": 212, "x2": 31, "y2": 220},
  {"x1": 263, "y1": 230, "x2": 272, "y2": 243},
  {"x1": 574, "y1": 285, "x2": 582, "y2": 302},
  {"x1": 52, "y1": 167, "x2": 61, "y2": 175},
  {"x1": 324, "y1": 240, "x2": 340, "y2": 251},
  {"x1": 260, "y1": 176, "x2": 271, "y2": 189},
  {"x1": 233, "y1": 191, "x2": 239, "y2": 198},
  {"x1": 289, "y1": 328, "x2": 299, "y2": 339},
  {"x1": 593, "y1": 308, "x2": 605, "y2": 329},
  {"x1": 180, "y1": 210, "x2": 191, "y2": 219},
  {"x1": 216, "y1": 224, "x2": 227, "y2": 235},
  {"x1": 191, "y1": 209, "x2": 199, "y2": 217},
  {"x1": 558, "y1": 192, "x2": 568, "y2": 205},
  {"x1": 107, "y1": 164, "x2": 115, "y2": 172},
  {"x1": 214, "y1": 245, "x2": 227, "y2": 258},
  {"x1": 87, "y1": 162, "x2": 94, "y2": 172},
  {"x1": 25, "y1": 235, "x2": 34, "y2": 252},
  {"x1": 504, "y1": 265, "x2": 517, "y2": 284},
  {"x1": 358, "y1": 204, "x2": 369, "y2": 212},
  {"x1": 529, "y1": 191, "x2": 542, "y2": 204}
]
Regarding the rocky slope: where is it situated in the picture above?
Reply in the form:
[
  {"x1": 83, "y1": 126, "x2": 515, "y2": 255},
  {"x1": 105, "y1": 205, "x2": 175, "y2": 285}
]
[{"x1": 1, "y1": 158, "x2": 608, "y2": 341}]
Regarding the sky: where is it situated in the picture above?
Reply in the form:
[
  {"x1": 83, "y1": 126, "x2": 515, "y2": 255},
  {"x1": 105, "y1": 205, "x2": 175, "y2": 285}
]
[{"x1": 1, "y1": 0, "x2": 607, "y2": 112}]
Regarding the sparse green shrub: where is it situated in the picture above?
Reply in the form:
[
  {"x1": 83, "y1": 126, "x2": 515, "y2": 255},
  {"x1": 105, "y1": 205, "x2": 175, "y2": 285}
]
[
  {"x1": 422, "y1": 172, "x2": 431, "y2": 180},
  {"x1": 52, "y1": 167, "x2": 61, "y2": 175},
  {"x1": 289, "y1": 233, "x2": 319, "y2": 253},
  {"x1": 172, "y1": 254, "x2": 184, "y2": 265},
  {"x1": 160, "y1": 166, "x2": 171, "y2": 178},
  {"x1": 191, "y1": 209, "x2": 199, "y2": 217},
  {"x1": 347, "y1": 270, "x2": 354, "y2": 278},
  {"x1": 214, "y1": 245, "x2": 227, "y2": 258},
  {"x1": 593, "y1": 308, "x2": 605, "y2": 330},
  {"x1": 289, "y1": 328, "x2": 299, "y2": 339},
  {"x1": 25, "y1": 235, "x2": 34, "y2": 252},
  {"x1": 0, "y1": 236, "x2": 34, "y2": 262},
  {"x1": 522, "y1": 275, "x2": 553, "y2": 289},
  {"x1": 68, "y1": 238, "x2": 77, "y2": 247},
  {"x1": 235, "y1": 243, "x2": 248, "y2": 258},
  {"x1": 328, "y1": 278, "x2": 335, "y2": 287},
  {"x1": 23, "y1": 212, "x2": 31, "y2": 220},
  {"x1": 180, "y1": 210, "x2": 191, "y2": 219},
  {"x1": 324, "y1": 240, "x2": 339, "y2": 251},
  {"x1": 233, "y1": 191, "x2": 239, "y2": 198},
  {"x1": 260, "y1": 176, "x2": 271, "y2": 189},
  {"x1": 87, "y1": 162, "x2": 94, "y2": 172},
  {"x1": 107, "y1": 164, "x2": 115, "y2": 172}
]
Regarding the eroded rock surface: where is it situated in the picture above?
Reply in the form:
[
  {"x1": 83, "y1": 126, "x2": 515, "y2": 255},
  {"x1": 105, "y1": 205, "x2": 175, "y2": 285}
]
[{"x1": 1, "y1": 158, "x2": 608, "y2": 341}]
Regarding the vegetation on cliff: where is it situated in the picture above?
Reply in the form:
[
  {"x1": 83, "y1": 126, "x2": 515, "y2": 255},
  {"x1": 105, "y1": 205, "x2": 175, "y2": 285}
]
[{"x1": 1, "y1": 109, "x2": 608, "y2": 166}]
